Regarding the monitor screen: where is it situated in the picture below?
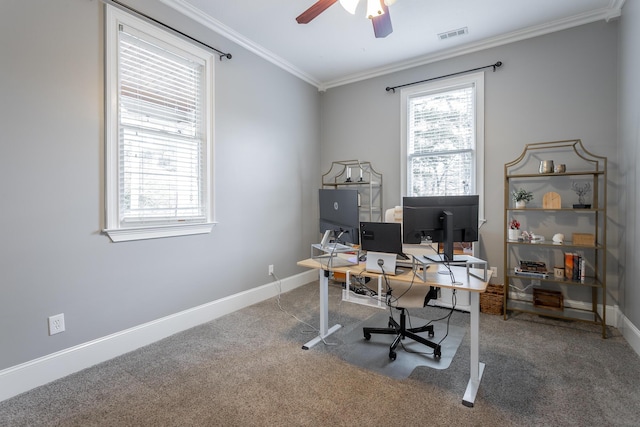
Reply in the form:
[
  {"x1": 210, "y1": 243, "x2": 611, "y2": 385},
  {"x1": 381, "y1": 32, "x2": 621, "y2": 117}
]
[
  {"x1": 402, "y1": 195, "x2": 479, "y2": 262},
  {"x1": 359, "y1": 222, "x2": 403, "y2": 256},
  {"x1": 319, "y1": 189, "x2": 360, "y2": 245}
]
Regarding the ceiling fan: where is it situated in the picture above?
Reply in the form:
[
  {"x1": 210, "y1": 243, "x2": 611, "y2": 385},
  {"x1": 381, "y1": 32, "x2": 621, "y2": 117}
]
[{"x1": 296, "y1": 0, "x2": 397, "y2": 38}]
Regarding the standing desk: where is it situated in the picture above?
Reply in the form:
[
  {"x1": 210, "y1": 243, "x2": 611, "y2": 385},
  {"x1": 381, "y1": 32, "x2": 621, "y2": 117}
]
[{"x1": 296, "y1": 257, "x2": 491, "y2": 407}]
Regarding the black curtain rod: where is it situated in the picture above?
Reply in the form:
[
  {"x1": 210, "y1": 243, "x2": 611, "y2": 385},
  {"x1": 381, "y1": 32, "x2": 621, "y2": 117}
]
[
  {"x1": 385, "y1": 61, "x2": 502, "y2": 93},
  {"x1": 104, "y1": 0, "x2": 232, "y2": 61}
]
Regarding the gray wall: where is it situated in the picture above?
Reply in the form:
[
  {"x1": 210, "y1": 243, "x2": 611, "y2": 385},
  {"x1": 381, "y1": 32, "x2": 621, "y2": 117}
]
[
  {"x1": 320, "y1": 22, "x2": 620, "y2": 303},
  {"x1": 0, "y1": 0, "x2": 320, "y2": 370},
  {"x1": 619, "y1": 1, "x2": 640, "y2": 330},
  {"x1": 1, "y1": 0, "x2": 636, "y2": 375}
]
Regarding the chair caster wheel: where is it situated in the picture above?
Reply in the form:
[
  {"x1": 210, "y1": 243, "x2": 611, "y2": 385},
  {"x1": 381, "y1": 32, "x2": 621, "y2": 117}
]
[
  {"x1": 434, "y1": 347, "x2": 441, "y2": 359},
  {"x1": 429, "y1": 331, "x2": 435, "y2": 338},
  {"x1": 364, "y1": 333, "x2": 371, "y2": 340},
  {"x1": 389, "y1": 351, "x2": 396, "y2": 361}
]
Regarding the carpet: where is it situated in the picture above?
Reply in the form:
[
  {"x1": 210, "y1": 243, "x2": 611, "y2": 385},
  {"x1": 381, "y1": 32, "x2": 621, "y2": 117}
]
[{"x1": 336, "y1": 310, "x2": 466, "y2": 379}]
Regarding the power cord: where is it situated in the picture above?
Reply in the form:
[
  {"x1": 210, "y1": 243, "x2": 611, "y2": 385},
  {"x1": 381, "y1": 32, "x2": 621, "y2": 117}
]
[
  {"x1": 400, "y1": 288, "x2": 457, "y2": 357},
  {"x1": 271, "y1": 271, "x2": 337, "y2": 347}
]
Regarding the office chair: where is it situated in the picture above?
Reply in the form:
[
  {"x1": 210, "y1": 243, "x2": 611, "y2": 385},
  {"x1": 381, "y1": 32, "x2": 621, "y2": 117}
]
[{"x1": 363, "y1": 285, "x2": 442, "y2": 360}]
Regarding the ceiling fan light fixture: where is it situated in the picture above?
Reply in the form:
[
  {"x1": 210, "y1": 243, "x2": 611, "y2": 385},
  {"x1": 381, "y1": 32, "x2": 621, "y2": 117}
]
[
  {"x1": 339, "y1": 0, "x2": 360, "y2": 15},
  {"x1": 366, "y1": 0, "x2": 384, "y2": 19}
]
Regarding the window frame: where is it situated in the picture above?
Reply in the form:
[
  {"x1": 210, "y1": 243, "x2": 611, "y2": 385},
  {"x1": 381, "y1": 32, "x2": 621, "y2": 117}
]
[
  {"x1": 104, "y1": 5, "x2": 216, "y2": 242},
  {"x1": 400, "y1": 72, "x2": 485, "y2": 225}
]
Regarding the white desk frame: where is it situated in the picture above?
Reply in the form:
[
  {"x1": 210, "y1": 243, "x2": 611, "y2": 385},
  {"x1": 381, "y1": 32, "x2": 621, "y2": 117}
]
[
  {"x1": 297, "y1": 258, "x2": 490, "y2": 407},
  {"x1": 300, "y1": 268, "x2": 342, "y2": 350}
]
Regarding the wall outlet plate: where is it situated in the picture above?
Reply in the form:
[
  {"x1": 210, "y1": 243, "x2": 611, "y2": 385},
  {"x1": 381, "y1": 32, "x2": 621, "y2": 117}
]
[{"x1": 48, "y1": 313, "x2": 65, "y2": 335}]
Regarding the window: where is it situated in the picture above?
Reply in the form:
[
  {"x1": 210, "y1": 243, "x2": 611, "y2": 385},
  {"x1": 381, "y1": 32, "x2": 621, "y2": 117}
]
[
  {"x1": 104, "y1": 6, "x2": 215, "y2": 242},
  {"x1": 401, "y1": 72, "x2": 485, "y2": 221}
]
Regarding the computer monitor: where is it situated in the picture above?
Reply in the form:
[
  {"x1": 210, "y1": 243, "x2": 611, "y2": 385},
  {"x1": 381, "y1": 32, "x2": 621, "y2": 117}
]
[
  {"x1": 359, "y1": 222, "x2": 403, "y2": 256},
  {"x1": 402, "y1": 195, "x2": 479, "y2": 262},
  {"x1": 319, "y1": 189, "x2": 360, "y2": 245}
]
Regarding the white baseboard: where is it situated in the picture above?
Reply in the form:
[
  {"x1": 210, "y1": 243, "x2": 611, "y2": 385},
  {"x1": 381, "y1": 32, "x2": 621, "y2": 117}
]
[
  {"x1": 0, "y1": 270, "x2": 317, "y2": 402},
  {"x1": 620, "y1": 314, "x2": 640, "y2": 356}
]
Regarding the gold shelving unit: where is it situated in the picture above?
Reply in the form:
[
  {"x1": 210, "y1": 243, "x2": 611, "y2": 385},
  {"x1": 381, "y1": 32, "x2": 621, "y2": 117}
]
[
  {"x1": 322, "y1": 160, "x2": 383, "y2": 223},
  {"x1": 503, "y1": 139, "x2": 607, "y2": 338}
]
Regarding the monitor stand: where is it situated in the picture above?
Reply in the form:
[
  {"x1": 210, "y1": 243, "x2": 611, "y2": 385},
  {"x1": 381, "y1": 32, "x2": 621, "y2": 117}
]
[{"x1": 425, "y1": 254, "x2": 473, "y2": 263}]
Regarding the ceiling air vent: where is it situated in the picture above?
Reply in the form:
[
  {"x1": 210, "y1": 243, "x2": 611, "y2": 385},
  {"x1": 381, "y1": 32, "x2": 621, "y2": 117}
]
[{"x1": 438, "y1": 27, "x2": 468, "y2": 41}]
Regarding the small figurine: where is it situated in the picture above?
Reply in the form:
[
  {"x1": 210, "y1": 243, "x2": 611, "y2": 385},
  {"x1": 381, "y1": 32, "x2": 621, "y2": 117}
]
[{"x1": 571, "y1": 182, "x2": 591, "y2": 208}]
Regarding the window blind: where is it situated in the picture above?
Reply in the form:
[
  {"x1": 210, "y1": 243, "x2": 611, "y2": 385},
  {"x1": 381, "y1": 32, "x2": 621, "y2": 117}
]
[
  {"x1": 118, "y1": 25, "x2": 205, "y2": 225},
  {"x1": 408, "y1": 84, "x2": 475, "y2": 196}
]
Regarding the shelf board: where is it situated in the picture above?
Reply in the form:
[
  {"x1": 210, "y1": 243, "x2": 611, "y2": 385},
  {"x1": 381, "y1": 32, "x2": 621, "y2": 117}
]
[
  {"x1": 323, "y1": 182, "x2": 381, "y2": 187},
  {"x1": 505, "y1": 240, "x2": 603, "y2": 250},
  {"x1": 506, "y1": 299, "x2": 603, "y2": 323},
  {"x1": 507, "y1": 274, "x2": 603, "y2": 288},
  {"x1": 506, "y1": 207, "x2": 603, "y2": 212},
  {"x1": 506, "y1": 170, "x2": 604, "y2": 179}
]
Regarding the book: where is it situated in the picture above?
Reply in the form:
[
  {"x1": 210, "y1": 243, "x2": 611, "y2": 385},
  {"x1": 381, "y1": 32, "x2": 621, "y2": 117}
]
[
  {"x1": 514, "y1": 268, "x2": 550, "y2": 278},
  {"x1": 564, "y1": 252, "x2": 586, "y2": 282},
  {"x1": 519, "y1": 260, "x2": 547, "y2": 273},
  {"x1": 564, "y1": 252, "x2": 574, "y2": 280}
]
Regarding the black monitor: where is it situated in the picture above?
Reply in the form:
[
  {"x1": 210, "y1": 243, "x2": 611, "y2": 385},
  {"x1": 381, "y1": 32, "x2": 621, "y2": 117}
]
[
  {"x1": 359, "y1": 222, "x2": 403, "y2": 256},
  {"x1": 402, "y1": 195, "x2": 479, "y2": 262},
  {"x1": 319, "y1": 189, "x2": 360, "y2": 245}
]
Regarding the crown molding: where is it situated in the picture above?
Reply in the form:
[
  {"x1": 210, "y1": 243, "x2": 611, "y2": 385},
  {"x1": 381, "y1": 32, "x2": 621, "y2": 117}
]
[
  {"x1": 320, "y1": 2, "x2": 625, "y2": 90},
  {"x1": 159, "y1": 0, "x2": 624, "y2": 91},
  {"x1": 158, "y1": 0, "x2": 321, "y2": 88}
]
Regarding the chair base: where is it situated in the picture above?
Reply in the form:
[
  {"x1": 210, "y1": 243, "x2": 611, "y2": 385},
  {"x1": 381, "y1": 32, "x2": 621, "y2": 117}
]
[{"x1": 363, "y1": 308, "x2": 442, "y2": 361}]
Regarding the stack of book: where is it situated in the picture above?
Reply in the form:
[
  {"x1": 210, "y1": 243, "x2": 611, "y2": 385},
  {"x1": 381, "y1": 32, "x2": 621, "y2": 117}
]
[
  {"x1": 514, "y1": 260, "x2": 550, "y2": 278},
  {"x1": 564, "y1": 252, "x2": 586, "y2": 282}
]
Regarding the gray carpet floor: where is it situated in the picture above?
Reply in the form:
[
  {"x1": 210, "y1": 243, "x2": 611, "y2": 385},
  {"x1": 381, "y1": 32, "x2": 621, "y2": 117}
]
[{"x1": 1, "y1": 280, "x2": 640, "y2": 426}]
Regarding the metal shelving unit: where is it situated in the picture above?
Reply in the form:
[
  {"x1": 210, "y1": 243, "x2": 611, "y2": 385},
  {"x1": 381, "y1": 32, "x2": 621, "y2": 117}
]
[
  {"x1": 503, "y1": 139, "x2": 607, "y2": 338},
  {"x1": 322, "y1": 160, "x2": 383, "y2": 223}
]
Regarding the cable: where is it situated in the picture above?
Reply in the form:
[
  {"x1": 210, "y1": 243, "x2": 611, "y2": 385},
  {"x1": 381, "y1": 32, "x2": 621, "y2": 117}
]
[
  {"x1": 271, "y1": 271, "x2": 337, "y2": 346},
  {"x1": 423, "y1": 243, "x2": 461, "y2": 285},
  {"x1": 401, "y1": 289, "x2": 458, "y2": 357}
]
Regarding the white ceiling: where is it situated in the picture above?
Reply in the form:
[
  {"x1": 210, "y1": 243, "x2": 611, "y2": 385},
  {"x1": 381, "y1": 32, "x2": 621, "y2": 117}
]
[{"x1": 160, "y1": 0, "x2": 624, "y2": 90}]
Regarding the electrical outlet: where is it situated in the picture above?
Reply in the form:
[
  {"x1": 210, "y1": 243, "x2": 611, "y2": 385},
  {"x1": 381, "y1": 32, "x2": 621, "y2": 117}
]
[
  {"x1": 490, "y1": 266, "x2": 498, "y2": 277},
  {"x1": 48, "y1": 313, "x2": 65, "y2": 335},
  {"x1": 268, "y1": 264, "x2": 274, "y2": 276}
]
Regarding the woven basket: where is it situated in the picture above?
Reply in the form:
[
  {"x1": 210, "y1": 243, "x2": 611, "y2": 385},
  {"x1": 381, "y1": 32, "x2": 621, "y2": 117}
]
[{"x1": 480, "y1": 284, "x2": 504, "y2": 315}]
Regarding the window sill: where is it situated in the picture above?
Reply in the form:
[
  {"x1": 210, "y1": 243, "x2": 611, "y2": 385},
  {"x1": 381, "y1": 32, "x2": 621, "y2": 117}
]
[{"x1": 104, "y1": 222, "x2": 216, "y2": 242}]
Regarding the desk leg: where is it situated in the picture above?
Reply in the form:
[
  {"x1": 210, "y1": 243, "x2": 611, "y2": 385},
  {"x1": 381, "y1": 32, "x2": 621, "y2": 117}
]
[
  {"x1": 462, "y1": 291, "x2": 485, "y2": 407},
  {"x1": 302, "y1": 269, "x2": 342, "y2": 350}
]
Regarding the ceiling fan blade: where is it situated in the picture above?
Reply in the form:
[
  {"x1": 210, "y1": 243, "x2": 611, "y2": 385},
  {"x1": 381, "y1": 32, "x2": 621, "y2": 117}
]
[
  {"x1": 372, "y1": 2, "x2": 392, "y2": 38},
  {"x1": 296, "y1": 0, "x2": 339, "y2": 24}
]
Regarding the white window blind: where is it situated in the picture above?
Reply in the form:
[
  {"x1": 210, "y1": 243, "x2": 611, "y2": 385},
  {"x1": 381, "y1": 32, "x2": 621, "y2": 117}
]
[
  {"x1": 400, "y1": 72, "x2": 485, "y2": 228},
  {"x1": 407, "y1": 84, "x2": 475, "y2": 197},
  {"x1": 105, "y1": 6, "x2": 215, "y2": 242},
  {"x1": 119, "y1": 26, "x2": 205, "y2": 224}
]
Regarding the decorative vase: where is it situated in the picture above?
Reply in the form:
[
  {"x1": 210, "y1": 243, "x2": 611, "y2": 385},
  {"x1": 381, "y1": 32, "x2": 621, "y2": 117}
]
[
  {"x1": 508, "y1": 229, "x2": 520, "y2": 240},
  {"x1": 515, "y1": 200, "x2": 526, "y2": 209}
]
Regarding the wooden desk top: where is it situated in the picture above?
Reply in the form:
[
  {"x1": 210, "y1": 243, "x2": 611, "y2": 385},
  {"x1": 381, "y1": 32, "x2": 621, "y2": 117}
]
[{"x1": 297, "y1": 257, "x2": 491, "y2": 293}]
